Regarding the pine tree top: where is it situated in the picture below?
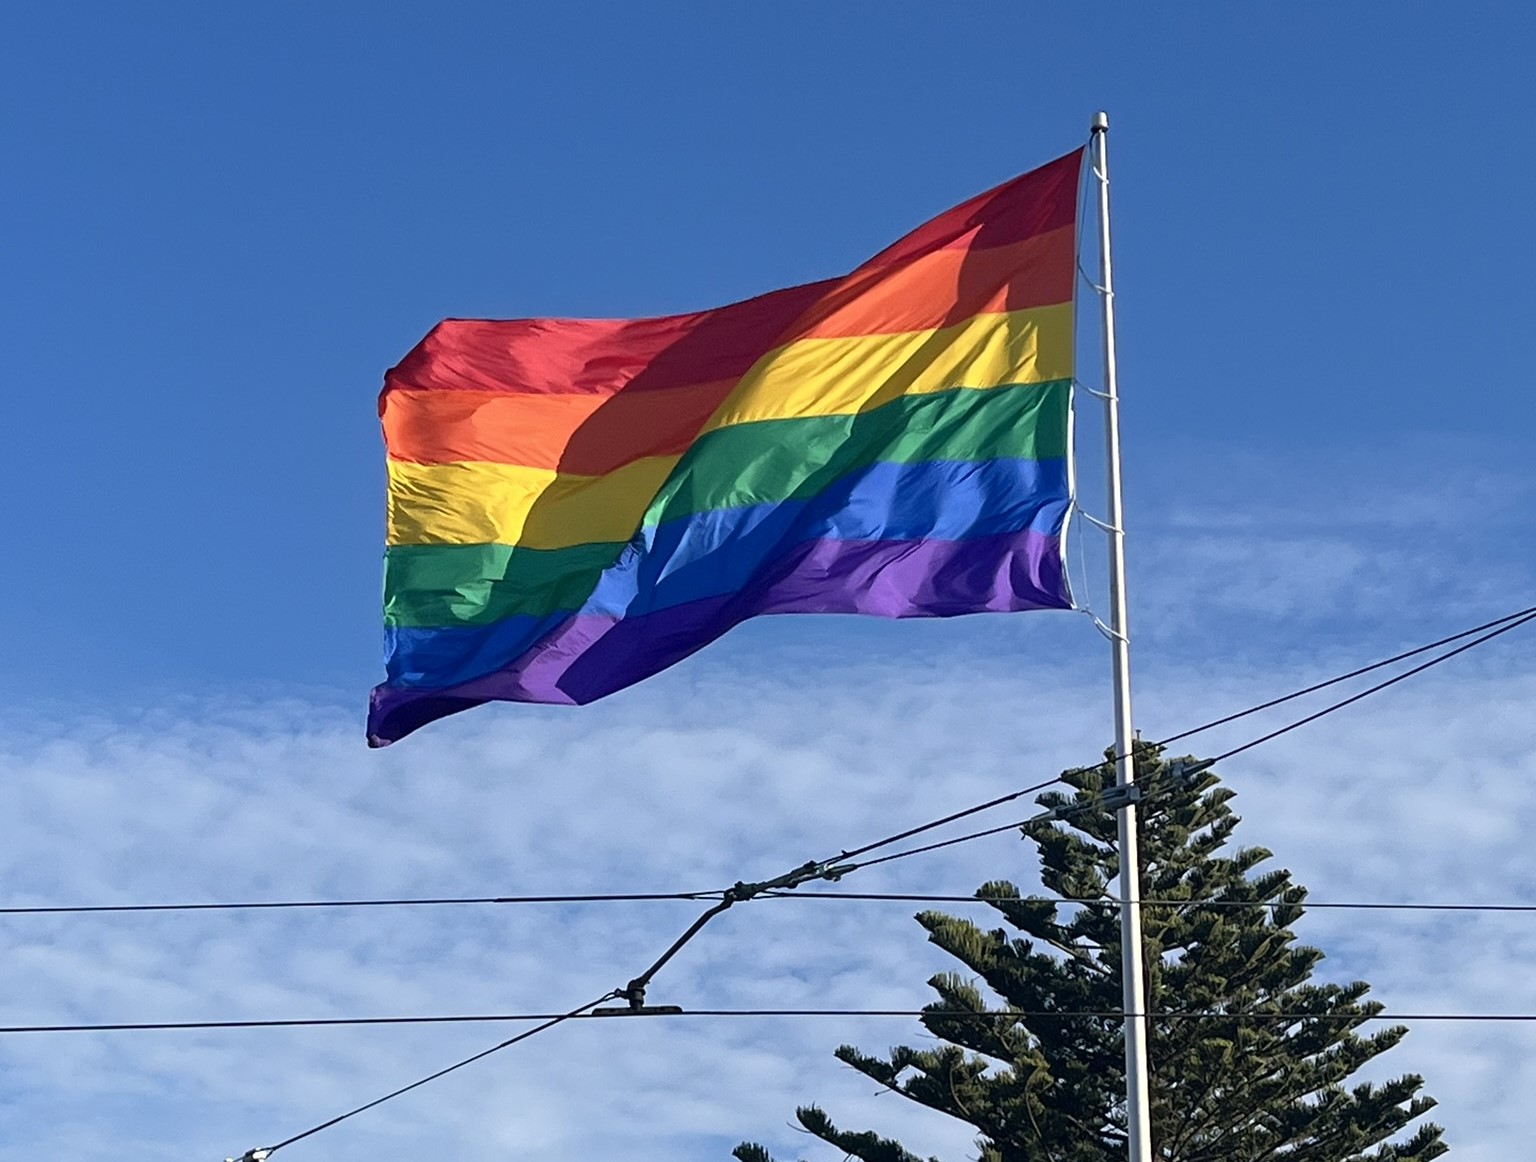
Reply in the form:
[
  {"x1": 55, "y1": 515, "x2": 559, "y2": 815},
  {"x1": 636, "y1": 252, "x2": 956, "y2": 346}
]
[{"x1": 736, "y1": 746, "x2": 1447, "y2": 1162}]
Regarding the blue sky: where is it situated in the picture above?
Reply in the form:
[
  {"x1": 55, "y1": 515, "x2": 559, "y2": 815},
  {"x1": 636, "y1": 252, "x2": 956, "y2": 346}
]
[{"x1": 2, "y1": 4, "x2": 1534, "y2": 1161}]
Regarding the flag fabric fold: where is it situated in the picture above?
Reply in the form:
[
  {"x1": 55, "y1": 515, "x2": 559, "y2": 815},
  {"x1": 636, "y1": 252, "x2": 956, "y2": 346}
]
[{"x1": 370, "y1": 149, "x2": 1084, "y2": 745}]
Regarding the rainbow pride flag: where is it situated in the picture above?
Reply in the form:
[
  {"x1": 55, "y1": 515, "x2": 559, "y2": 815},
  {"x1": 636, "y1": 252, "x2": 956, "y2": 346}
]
[{"x1": 369, "y1": 149, "x2": 1083, "y2": 745}]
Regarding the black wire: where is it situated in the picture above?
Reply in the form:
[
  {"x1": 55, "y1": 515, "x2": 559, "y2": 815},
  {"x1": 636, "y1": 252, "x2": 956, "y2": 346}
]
[
  {"x1": 799, "y1": 600, "x2": 1535, "y2": 876},
  {"x1": 0, "y1": 793, "x2": 1071, "y2": 921},
  {"x1": 1203, "y1": 609, "x2": 1536, "y2": 766},
  {"x1": 0, "y1": 793, "x2": 1080, "y2": 920},
  {"x1": 621, "y1": 897, "x2": 737, "y2": 1001},
  {"x1": 825, "y1": 777, "x2": 1065, "y2": 864},
  {"x1": 841, "y1": 607, "x2": 1536, "y2": 871},
  {"x1": 0, "y1": 891, "x2": 722, "y2": 916},
  {"x1": 1152, "y1": 604, "x2": 1536, "y2": 749},
  {"x1": 19, "y1": 890, "x2": 1535, "y2": 918},
  {"x1": 834, "y1": 811, "x2": 1053, "y2": 872},
  {"x1": 10, "y1": 1007, "x2": 1536, "y2": 1036},
  {"x1": 770, "y1": 892, "x2": 1536, "y2": 913},
  {"x1": 826, "y1": 611, "x2": 1536, "y2": 878},
  {"x1": 258, "y1": 992, "x2": 619, "y2": 1155}
]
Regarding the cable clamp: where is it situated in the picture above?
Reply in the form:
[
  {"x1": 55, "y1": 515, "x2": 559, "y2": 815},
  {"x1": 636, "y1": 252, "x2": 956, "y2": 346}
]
[
  {"x1": 1046, "y1": 784, "x2": 1142, "y2": 824},
  {"x1": 729, "y1": 859, "x2": 855, "y2": 901},
  {"x1": 226, "y1": 1151, "x2": 272, "y2": 1162},
  {"x1": 1041, "y1": 766, "x2": 1210, "y2": 828},
  {"x1": 1164, "y1": 759, "x2": 1215, "y2": 788},
  {"x1": 593, "y1": 981, "x2": 684, "y2": 1017},
  {"x1": 1100, "y1": 785, "x2": 1144, "y2": 812}
]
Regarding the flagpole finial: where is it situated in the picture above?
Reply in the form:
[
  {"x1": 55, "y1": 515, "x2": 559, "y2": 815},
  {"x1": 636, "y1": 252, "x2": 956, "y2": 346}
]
[{"x1": 1091, "y1": 111, "x2": 1109, "y2": 133}]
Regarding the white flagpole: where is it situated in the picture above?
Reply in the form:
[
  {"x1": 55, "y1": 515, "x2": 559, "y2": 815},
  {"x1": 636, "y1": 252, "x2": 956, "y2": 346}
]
[{"x1": 1089, "y1": 110, "x2": 1154, "y2": 1162}]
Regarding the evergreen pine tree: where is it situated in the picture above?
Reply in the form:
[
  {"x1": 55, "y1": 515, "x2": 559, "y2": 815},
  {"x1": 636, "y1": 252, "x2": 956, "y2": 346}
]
[{"x1": 736, "y1": 747, "x2": 1446, "y2": 1161}]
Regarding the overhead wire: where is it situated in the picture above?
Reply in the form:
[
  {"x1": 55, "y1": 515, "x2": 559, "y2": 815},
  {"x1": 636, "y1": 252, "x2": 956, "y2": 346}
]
[
  {"x1": 8, "y1": 887, "x2": 1536, "y2": 919},
  {"x1": 784, "y1": 601, "x2": 1535, "y2": 877},
  {"x1": 771, "y1": 891, "x2": 1536, "y2": 913},
  {"x1": 0, "y1": 891, "x2": 723, "y2": 916},
  {"x1": 9, "y1": 892, "x2": 1534, "y2": 918},
  {"x1": 822, "y1": 776, "x2": 1065, "y2": 864},
  {"x1": 11, "y1": 1007, "x2": 1536, "y2": 1036},
  {"x1": 1153, "y1": 603, "x2": 1536, "y2": 749},
  {"x1": 1193, "y1": 608, "x2": 1536, "y2": 767},
  {"x1": 823, "y1": 811, "x2": 1055, "y2": 872},
  {"x1": 799, "y1": 606, "x2": 1536, "y2": 889},
  {"x1": 260, "y1": 992, "x2": 619, "y2": 1156}
]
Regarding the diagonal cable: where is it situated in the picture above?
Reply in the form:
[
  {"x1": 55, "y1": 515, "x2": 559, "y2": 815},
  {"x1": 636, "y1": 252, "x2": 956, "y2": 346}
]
[
  {"x1": 228, "y1": 992, "x2": 619, "y2": 1160},
  {"x1": 1152, "y1": 604, "x2": 1536, "y2": 750}
]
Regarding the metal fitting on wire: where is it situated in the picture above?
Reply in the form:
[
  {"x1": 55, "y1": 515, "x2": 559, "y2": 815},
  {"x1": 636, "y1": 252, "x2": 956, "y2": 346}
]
[
  {"x1": 591, "y1": 980, "x2": 683, "y2": 1017},
  {"x1": 1165, "y1": 758, "x2": 1214, "y2": 788},
  {"x1": 1042, "y1": 784, "x2": 1143, "y2": 825}
]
